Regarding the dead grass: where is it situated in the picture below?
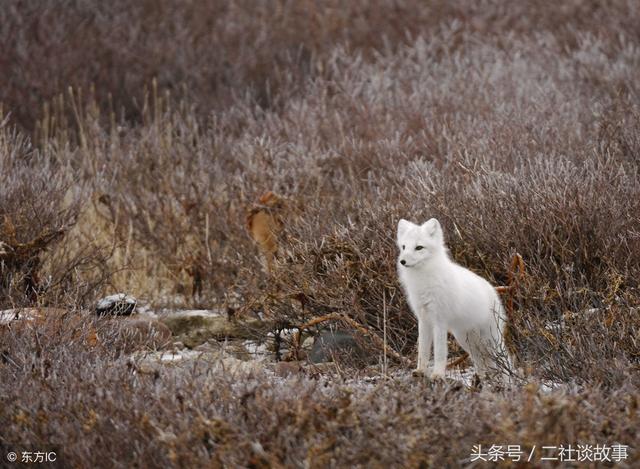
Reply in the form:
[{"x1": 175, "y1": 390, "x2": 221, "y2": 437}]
[{"x1": 1, "y1": 319, "x2": 638, "y2": 467}]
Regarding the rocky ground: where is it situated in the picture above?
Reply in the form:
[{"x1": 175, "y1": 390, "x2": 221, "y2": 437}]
[{"x1": 1, "y1": 297, "x2": 563, "y2": 392}]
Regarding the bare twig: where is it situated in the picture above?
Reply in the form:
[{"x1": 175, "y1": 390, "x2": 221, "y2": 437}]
[{"x1": 383, "y1": 289, "x2": 388, "y2": 378}]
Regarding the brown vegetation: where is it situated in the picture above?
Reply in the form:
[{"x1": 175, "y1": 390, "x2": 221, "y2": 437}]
[
  {"x1": 1, "y1": 0, "x2": 639, "y2": 466},
  {"x1": 246, "y1": 191, "x2": 287, "y2": 272}
]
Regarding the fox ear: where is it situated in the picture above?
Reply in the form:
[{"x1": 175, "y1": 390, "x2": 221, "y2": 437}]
[
  {"x1": 422, "y1": 218, "x2": 441, "y2": 237},
  {"x1": 397, "y1": 219, "x2": 412, "y2": 239}
]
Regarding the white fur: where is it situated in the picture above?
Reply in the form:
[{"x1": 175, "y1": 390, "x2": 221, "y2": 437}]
[{"x1": 397, "y1": 218, "x2": 511, "y2": 379}]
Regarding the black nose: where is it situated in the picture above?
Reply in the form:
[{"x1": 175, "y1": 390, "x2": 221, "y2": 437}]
[{"x1": 400, "y1": 260, "x2": 406, "y2": 265}]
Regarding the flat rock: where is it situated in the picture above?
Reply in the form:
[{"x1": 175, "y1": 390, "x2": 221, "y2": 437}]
[
  {"x1": 159, "y1": 311, "x2": 276, "y2": 349},
  {"x1": 131, "y1": 349, "x2": 266, "y2": 375}
]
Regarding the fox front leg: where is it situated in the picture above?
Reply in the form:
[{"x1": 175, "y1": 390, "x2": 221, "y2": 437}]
[
  {"x1": 416, "y1": 317, "x2": 432, "y2": 373},
  {"x1": 431, "y1": 324, "x2": 448, "y2": 379}
]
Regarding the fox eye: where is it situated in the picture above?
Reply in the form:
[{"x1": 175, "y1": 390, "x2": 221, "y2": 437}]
[
  {"x1": 402, "y1": 245, "x2": 405, "y2": 250},
  {"x1": 415, "y1": 246, "x2": 424, "y2": 251}
]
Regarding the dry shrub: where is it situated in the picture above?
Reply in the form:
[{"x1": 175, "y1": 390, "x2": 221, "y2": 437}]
[
  {"x1": 0, "y1": 319, "x2": 638, "y2": 467},
  {"x1": 247, "y1": 35, "x2": 640, "y2": 383},
  {"x1": 0, "y1": 0, "x2": 461, "y2": 133},
  {"x1": 0, "y1": 123, "x2": 99, "y2": 308},
  {"x1": 2, "y1": 0, "x2": 639, "y2": 133},
  {"x1": 4, "y1": 0, "x2": 635, "y2": 379}
]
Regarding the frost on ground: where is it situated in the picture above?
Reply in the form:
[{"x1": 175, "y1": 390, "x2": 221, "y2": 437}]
[{"x1": 2, "y1": 304, "x2": 635, "y2": 468}]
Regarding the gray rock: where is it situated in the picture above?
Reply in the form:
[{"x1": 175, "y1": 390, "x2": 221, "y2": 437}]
[{"x1": 309, "y1": 330, "x2": 365, "y2": 364}]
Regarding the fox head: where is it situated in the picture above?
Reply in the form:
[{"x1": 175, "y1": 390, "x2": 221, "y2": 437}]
[{"x1": 397, "y1": 218, "x2": 444, "y2": 268}]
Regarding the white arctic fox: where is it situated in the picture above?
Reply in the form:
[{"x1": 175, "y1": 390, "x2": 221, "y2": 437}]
[{"x1": 397, "y1": 218, "x2": 511, "y2": 380}]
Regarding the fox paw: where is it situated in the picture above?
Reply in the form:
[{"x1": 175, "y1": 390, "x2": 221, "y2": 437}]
[
  {"x1": 412, "y1": 369, "x2": 427, "y2": 378},
  {"x1": 471, "y1": 373, "x2": 483, "y2": 389},
  {"x1": 429, "y1": 371, "x2": 446, "y2": 381}
]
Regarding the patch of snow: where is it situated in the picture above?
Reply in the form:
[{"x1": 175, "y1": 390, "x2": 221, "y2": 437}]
[
  {"x1": 151, "y1": 308, "x2": 223, "y2": 318},
  {"x1": 167, "y1": 309, "x2": 222, "y2": 318},
  {"x1": 448, "y1": 367, "x2": 478, "y2": 386},
  {"x1": 158, "y1": 349, "x2": 204, "y2": 362},
  {"x1": 0, "y1": 309, "x2": 37, "y2": 324},
  {"x1": 134, "y1": 303, "x2": 158, "y2": 319},
  {"x1": 96, "y1": 293, "x2": 136, "y2": 309},
  {"x1": 539, "y1": 380, "x2": 564, "y2": 393},
  {"x1": 267, "y1": 328, "x2": 299, "y2": 340},
  {"x1": 243, "y1": 340, "x2": 269, "y2": 357},
  {"x1": 544, "y1": 319, "x2": 563, "y2": 329},
  {"x1": 0, "y1": 310, "x2": 18, "y2": 325}
]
